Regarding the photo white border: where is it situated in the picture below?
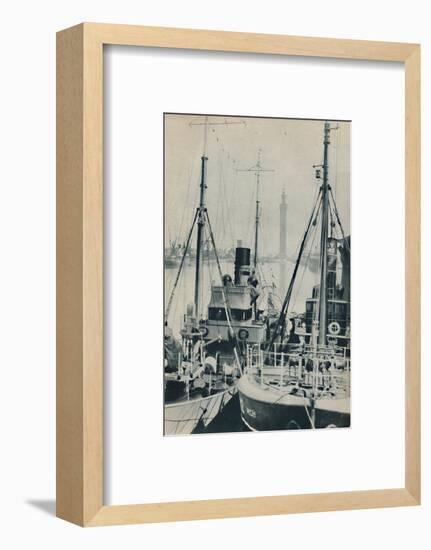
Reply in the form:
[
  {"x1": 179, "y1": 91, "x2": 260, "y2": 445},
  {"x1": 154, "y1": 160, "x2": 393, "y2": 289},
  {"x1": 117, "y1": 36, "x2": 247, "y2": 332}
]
[{"x1": 104, "y1": 45, "x2": 405, "y2": 505}]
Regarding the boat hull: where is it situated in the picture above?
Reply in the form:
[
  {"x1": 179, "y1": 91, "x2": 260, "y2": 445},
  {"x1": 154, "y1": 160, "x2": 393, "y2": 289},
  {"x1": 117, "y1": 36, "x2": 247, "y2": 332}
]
[
  {"x1": 164, "y1": 387, "x2": 237, "y2": 436},
  {"x1": 238, "y1": 376, "x2": 350, "y2": 431}
]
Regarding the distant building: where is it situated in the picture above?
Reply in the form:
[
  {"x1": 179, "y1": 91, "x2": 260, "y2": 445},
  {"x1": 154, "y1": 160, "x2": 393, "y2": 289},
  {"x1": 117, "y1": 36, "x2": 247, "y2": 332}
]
[{"x1": 279, "y1": 190, "x2": 288, "y2": 259}]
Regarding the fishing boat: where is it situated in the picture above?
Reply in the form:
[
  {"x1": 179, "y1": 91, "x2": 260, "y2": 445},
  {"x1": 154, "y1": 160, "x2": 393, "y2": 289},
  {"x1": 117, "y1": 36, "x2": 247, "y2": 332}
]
[
  {"x1": 164, "y1": 243, "x2": 266, "y2": 435},
  {"x1": 238, "y1": 121, "x2": 351, "y2": 431}
]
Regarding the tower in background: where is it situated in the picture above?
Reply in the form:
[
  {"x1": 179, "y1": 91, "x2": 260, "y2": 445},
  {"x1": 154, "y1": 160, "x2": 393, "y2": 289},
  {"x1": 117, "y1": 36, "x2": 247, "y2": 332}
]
[{"x1": 279, "y1": 189, "x2": 288, "y2": 259}]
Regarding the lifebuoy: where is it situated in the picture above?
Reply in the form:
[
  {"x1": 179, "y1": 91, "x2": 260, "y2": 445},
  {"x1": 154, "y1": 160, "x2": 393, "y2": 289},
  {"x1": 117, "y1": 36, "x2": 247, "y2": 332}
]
[
  {"x1": 238, "y1": 328, "x2": 249, "y2": 340},
  {"x1": 328, "y1": 321, "x2": 341, "y2": 335},
  {"x1": 198, "y1": 326, "x2": 209, "y2": 337}
]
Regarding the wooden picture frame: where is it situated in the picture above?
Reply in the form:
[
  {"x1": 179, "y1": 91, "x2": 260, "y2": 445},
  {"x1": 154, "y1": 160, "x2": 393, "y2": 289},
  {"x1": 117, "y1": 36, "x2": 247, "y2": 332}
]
[{"x1": 56, "y1": 22, "x2": 421, "y2": 527}]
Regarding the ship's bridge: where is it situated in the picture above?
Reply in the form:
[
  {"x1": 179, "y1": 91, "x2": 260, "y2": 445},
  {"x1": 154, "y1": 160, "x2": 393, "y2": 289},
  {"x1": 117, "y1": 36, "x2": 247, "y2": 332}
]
[
  {"x1": 204, "y1": 246, "x2": 266, "y2": 344},
  {"x1": 206, "y1": 284, "x2": 266, "y2": 344},
  {"x1": 208, "y1": 285, "x2": 252, "y2": 322}
]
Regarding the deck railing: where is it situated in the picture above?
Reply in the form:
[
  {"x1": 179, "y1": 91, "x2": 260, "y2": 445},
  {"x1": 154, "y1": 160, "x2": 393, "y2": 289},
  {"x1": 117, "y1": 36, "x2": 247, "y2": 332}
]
[{"x1": 245, "y1": 343, "x2": 350, "y2": 395}]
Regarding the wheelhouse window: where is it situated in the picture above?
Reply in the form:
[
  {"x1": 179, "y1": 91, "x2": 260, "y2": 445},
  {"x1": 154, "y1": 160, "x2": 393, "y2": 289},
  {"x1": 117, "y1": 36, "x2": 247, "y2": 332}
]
[{"x1": 208, "y1": 307, "x2": 252, "y2": 321}]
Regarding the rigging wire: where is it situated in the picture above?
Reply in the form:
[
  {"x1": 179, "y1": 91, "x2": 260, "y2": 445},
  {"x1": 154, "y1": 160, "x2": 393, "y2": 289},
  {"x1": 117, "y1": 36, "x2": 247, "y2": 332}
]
[
  {"x1": 291, "y1": 200, "x2": 321, "y2": 312},
  {"x1": 210, "y1": 125, "x2": 237, "y2": 250},
  {"x1": 267, "y1": 187, "x2": 323, "y2": 348},
  {"x1": 218, "y1": 146, "x2": 231, "y2": 250},
  {"x1": 165, "y1": 209, "x2": 199, "y2": 321},
  {"x1": 176, "y1": 161, "x2": 195, "y2": 245},
  {"x1": 228, "y1": 157, "x2": 238, "y2": 248},
  {"x1": 205, "y1": 211, "x2": 243, "y2": 368},
  {"x1": 328, "y1": 198, "x2": 346, "y2": 283},
  {"x1": 333, "y1": 122, "x2": 339, "y2": 202},
  {"x1": 222, "y1": 157, "x2": 236, "y2": 250},
  {"x1": 213, "y1": 147, "x2": 222, "y2": 246},
  {"x1": 329, "y1": 187, "x2": 350, "y2": 253}
]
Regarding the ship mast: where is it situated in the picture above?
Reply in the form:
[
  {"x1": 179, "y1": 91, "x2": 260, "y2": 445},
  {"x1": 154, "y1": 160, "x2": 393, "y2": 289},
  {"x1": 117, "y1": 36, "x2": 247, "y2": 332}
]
[
  {"x1": 194, "y1": 152, "x2": 208, "y2": 319},
  {"x1": 317, "y1": 122, "x2": 331, "y2": 347},
  {"x1": 190, "y1": 116, "x2": 245, "y2": 319},
  {"x1": 237, "y1": 149, "x2": 274, "y2": 268}
]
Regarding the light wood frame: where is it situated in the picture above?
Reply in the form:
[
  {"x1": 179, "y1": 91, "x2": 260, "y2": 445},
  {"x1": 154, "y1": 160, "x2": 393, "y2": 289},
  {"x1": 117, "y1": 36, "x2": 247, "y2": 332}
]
[{"x1": 56, "y1": 22, "x2": 421, "y2": 527}]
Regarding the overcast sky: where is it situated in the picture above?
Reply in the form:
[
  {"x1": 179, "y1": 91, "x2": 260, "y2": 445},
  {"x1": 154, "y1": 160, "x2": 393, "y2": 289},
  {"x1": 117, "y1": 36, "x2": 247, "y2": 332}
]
[{"x1": 164, "y1": 114, "x2": 350, "y2": 258}]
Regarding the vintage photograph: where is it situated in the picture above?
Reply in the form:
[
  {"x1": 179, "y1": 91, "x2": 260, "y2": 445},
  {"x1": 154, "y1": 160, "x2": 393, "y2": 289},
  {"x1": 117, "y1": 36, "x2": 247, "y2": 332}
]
[{"x1": 164, "y1": 113, "x2": 350, "y2": 436}]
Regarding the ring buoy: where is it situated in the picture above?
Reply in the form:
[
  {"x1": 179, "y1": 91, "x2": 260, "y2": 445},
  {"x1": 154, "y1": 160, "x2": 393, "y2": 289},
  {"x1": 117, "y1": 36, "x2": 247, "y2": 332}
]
[
  {"x1": 328, "y1": 321, "x2": 341, "y2": 335},
  {"x1": 198, "y1": 326, "x2": 209, "y2": 337},
  {"x1": 238, "y1": 329, "x2": 249, "y2": 341}
]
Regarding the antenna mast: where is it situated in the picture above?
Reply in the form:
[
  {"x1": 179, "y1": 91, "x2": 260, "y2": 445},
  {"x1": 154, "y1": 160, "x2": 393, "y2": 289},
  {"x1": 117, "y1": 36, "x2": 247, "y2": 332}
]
[
  {"x1": 237, "y1": 149, "x2": 274, "y2": 268},
  {"x1": 317, "y1": 121, "x2": 338, "y2": 346}
]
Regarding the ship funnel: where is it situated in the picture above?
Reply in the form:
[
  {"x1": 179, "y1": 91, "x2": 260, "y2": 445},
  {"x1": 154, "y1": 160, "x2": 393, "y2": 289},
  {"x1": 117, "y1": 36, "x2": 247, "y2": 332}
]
[{"x1": 234, "y1": 247, "x2": 251, "y2": 285}]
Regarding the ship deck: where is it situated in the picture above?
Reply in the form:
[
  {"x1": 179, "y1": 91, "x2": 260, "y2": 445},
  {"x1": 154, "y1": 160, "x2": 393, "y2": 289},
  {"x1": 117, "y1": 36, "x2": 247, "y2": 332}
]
[{"x1": 238, "y1": 373, "x2": 350, "y2": 413}]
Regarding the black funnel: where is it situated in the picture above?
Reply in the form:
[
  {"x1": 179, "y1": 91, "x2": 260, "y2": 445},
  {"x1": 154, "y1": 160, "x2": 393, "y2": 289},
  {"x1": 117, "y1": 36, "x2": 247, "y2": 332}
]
[{"x1": 234, "y1": 247, "x2": 250, "y2": 284}]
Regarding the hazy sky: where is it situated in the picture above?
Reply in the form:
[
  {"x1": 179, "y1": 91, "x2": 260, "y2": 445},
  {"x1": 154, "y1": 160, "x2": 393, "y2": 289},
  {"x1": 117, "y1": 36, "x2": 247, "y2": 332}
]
[{"x1": 164, "y1": 114, "x2": 350, "y2": 258}]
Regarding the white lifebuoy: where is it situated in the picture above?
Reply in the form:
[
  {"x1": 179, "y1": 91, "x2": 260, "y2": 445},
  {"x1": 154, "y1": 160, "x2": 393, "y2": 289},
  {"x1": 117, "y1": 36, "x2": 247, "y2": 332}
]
[
  {"x1": 198, "y1": 326, "x2": 209, "y2": 337},
  {"x1": 238, "y1": 329, "x2": 249, "y2": 340},
  {"x1": 328, "y1": 321, "x2": 341, "y2": 335}
]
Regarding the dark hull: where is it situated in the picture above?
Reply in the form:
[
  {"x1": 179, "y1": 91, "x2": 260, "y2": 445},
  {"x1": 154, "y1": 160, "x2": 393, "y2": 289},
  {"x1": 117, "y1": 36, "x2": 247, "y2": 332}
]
[{"x1": 238, "y1": 376, "x2": 350, "y2": 431}]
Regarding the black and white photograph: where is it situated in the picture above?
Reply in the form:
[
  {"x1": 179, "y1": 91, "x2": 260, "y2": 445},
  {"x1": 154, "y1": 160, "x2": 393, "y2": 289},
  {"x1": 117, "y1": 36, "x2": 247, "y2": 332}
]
[{"x1": 164, "y1": 113, "x2": 351, "y2": 435}]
